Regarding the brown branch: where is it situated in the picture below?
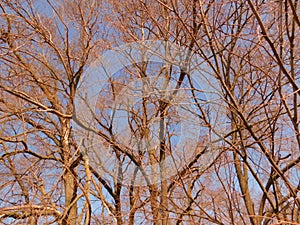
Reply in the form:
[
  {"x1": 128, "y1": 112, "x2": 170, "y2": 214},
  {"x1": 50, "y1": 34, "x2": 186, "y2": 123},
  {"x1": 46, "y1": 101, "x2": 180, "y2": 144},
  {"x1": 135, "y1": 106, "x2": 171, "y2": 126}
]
[
  {"x1": 247, "y1": 0, "x2": 300, "y2": 96},
  {"x1": 0, "y1": 85, "x2": 72, "y2": 119},
  {"x1": 0, "y1": 205, "x2": 61, "y2": 220}
]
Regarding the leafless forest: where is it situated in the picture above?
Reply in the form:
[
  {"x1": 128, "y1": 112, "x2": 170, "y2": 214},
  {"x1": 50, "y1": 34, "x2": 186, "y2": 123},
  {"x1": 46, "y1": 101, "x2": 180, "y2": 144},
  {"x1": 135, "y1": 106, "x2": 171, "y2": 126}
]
[{"x1": 0, "y1": 0, "x2": 300, "y2": 224}]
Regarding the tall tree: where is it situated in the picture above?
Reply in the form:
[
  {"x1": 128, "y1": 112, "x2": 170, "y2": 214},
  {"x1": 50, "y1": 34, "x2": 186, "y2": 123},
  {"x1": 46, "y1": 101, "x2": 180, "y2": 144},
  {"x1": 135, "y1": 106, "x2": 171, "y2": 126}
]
[{"x1": 0, "y1": 0, "x2": 299, "y2": 225}]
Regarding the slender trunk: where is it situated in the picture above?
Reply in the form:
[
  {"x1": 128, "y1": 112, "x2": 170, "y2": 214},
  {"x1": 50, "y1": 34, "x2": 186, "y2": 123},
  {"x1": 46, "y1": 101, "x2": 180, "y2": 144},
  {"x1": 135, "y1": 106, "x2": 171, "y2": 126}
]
[
  {"x1": 62, "y1": 119, "x2": 78, "y2": 225},
  {"x1": 159, "y1": 110, "x2": 168, "y2": 225},
  {"x1": 231, "y1": 118, "x2": 257, "y2": 225}
]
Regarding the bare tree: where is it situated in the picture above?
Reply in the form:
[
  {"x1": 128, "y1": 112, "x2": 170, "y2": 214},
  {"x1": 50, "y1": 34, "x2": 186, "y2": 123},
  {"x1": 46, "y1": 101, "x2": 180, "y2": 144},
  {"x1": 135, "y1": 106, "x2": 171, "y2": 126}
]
[
  {"x1": 0, "y1": 0, "x2": 300, "y2": 225},
  {"x1": 0, "y1": 0, "x2": 104, "y2": 224}
]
